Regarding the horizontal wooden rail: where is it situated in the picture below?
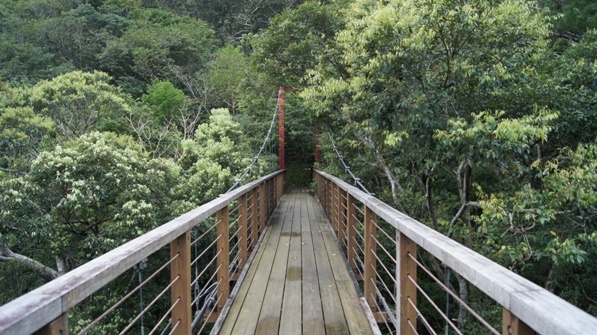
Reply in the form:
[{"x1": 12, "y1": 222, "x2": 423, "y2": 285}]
[
  {"x1": 0, "y1": 170, "x2": 287, "y2": 335},
  {"x1": 314, "y1": 170, "x2": 597, "y2": 335}
]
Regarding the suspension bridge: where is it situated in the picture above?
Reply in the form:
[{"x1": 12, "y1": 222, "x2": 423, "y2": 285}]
[{"x1": 1, "y1": 90, "x2": 597, "y2": 335}]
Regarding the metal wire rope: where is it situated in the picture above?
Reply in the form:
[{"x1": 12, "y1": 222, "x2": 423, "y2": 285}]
[
  {"x1": 226, "y1": 90, "x2": 281, "y2": 193},
  {"x1": 325, "y1": 130, "x2": 371, "y2": 195}
]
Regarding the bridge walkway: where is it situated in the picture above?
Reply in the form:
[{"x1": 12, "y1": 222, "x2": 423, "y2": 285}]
[{"x1": 218, "y1": 188, "x2": 377, "y2": 335}]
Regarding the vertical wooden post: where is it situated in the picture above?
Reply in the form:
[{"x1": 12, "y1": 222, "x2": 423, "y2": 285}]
[
  {"x1": 336, "y1": 185, "x2": 342, "y2": 234},
  {"x1": 325, "y1": 179, "x2": 330, "y2": 216},
  {"x1": 276, "y1": 174, "x2": 283, "y2": 204},
  {"x1": 363, "y1": 206, "x2": 377, "y2": 311},
  {"x1": 170, "y1": 231, "x2": 192, "y2": 334},
  {"x1": 503, "y1": 309, "x2": 535, "y2": 335},
  {"x1": 347, "y1": 193, "x2": 357, "y2": 271},
  {"x1": 250, "y1": 188, "x2": 259, "y2": 249},
  {"x1": 35, "y1": 314, "x2": 68, "y2": 335},
  {"x1": 331, "y1": 183, "x2": 338, "y2": 234},
  {"x1": 259, "y1": 183, "x2": 266, "y2": 234},
  {"x1": 317, "y1": 174, "x2": 322, "y2": 201},
  {"x1": 338, "y1": 189, "x2": 347, "y2": 251},
  {"x1": 216, "y1": 207, "x2": 230, "y2": 312},
  {"x1": 238, "y1": 194, "x2": 248, "y2": 270},
  {"x1": 398, "y1": 232, "x2": 417, "y2": 335},
  {"x1": 269, "y1": 178, "x2": 274, "y2": 215}
]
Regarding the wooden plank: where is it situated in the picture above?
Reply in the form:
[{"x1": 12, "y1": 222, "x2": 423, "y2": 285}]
[
  {"x1": 338, "y1": 189, "x2": 347, "y2": 252},
  {"x1": 308, "y1": 192, "x2": 350, "y2": 335},
  {"x1": 254, "y1": 189, "x2": 295, "y2": 334},
  {"x1": 238, "y1": 194, "x2": 248, "y2": 270},
  {"x1": 259, "y1": 182, "x2": 266, "y2": 235},
  {"x1": 347, "y1": 194, "x2": 358, "y2": 272},
  {"x1": 170, "y1": 231, "x2": 192, "y2": 335},
  {"x1": 250, "y1": 188, "x2": 259, "y2": 251},
  {"x1": 399, "y1": 232, "x2": 417, "y2": 335},
  {"x1": 503, "y1": 308, "x2": 536, "y2": 335},
  {"x1": 301, "y1": 192, "x2": 326, "y2": 335},
  {"x1": 224, "y1": 193, "x2": 290, "y2": 334},
  {"x1": 216, "y1": 208, "x2": 230, "y2": 313},
  {"x1": 34, "y1": 314, "x2": 68, "y2": 335},
  {"x1": 363, "y1": 206, "x2": 377, "y2": 311},
  {"x1": 317, "y1": 198, "x2": 376, "y2": 335},
  {"x1": 279, "y1": 191, "x2": 303, "y2": 335},
  {"x1": 217, "y1": 204, "x2": 278, "y2": 334}
]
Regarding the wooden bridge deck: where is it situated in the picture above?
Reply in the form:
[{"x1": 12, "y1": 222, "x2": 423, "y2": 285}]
[{"x1": 219, "y1": 188, "x2": 377, "y2": 335}]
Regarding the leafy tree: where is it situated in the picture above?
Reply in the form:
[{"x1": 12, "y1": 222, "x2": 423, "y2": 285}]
[
  {"x1": 540, "y1": 0, "x2": 597, "y2": 39},
  {"x1": 0, "y1": 132, "x2": 181, "y2": 302},
  {"x1": 297, "y1": 0, "x2": 597, "y2": 322},
  {"x1": 0, "y1": 106, "x2": 56, "y2": 176},
  {"x1": 177, "y1": 108, "x2": 273, "y2": 205},
  {"x1": 152, "y1": 0, "x2": 304, "y2": 40},
  {"x1": 100, "y1": 8, "x2": 218, "y2": 93},
  {"x1": 142, "y1": 80, "x2": 188, "y2": 121},
  {"x1": 34, "y1": 4, "x2": 130, "y2": 70},
  {"x1": 0, "y1": 0, "x2": 79, "y2": 82},
  {"x1": 251, "y1": 0, "x2": 347, "y2": 88},
  {"x1": 9, "y1": 71, "x2": 131, "y2": 139},
  {"x1": 206, "y1": 45, "x2": 250, "y2": 114}
]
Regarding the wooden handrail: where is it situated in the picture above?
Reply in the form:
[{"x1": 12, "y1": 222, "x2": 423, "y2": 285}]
[
  {"x1": 0, "y1": 170, "x2": 286, "y2": 335},
  {"x1": 314, "y1": 170, "x2": 597, "y2": 335}
]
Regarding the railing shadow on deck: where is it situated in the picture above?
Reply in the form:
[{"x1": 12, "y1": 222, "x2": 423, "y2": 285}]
[
  {"x1": 314, "y1": 170, "x2": 597, "y2": 335},
  {"x1": 0, "y1": 170, "x2": 287, "y2": 335}
]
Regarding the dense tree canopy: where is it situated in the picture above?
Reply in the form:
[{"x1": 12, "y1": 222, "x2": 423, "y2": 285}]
[{"x1": 0, "y1": 0, "x2": 596, "y2": 330}]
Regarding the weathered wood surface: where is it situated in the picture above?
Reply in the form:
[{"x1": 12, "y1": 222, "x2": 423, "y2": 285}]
[
  {"x1": 218, "y1": 189, "x2": 377, "y2": 335},
  {"x1": 0, "y1": 171, "x2": 286, "y2": 335},
  {"x1": 315, "y1": 170, "x2": 597, "y2": 335}
]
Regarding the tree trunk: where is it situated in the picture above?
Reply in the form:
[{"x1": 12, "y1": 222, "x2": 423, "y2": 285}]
[{"x1": 455, "y1": 272, "x2": 469, "y2": 329}]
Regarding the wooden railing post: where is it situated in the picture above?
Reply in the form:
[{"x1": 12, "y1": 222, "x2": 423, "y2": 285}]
[
  {"x1": 170, "y1": 231, "x2": 192, "y2": 334},
  {"x1": 398, "y1": 232, "x2": 417, "y2": 335},
  {"x1": 331, "y1": 183, "x2": 338, "y2": 235},
  {"x1": 34, "y1": 314, "x2": 68, "y2": 335},
  {"x1": 276, "y1": 173, "x2": 283, "y2": 203},
  {"x1": 363, "y1": 205, "x2": 377, "y2": 311},
  {"x1": 347, "y1": 194, "x2": 357, "y2": 272},
  {"x1": 325, "y1": 179, "x2": 330, "y2": 216},
  {"x1": 267, "y1": 179, "x2": 273, "y2": 216},
  {"x1": 216, "y1": 207, "x2": 230, "y2": 312},
  {"x1": 503, "y1": 309, "x2": 535, "y2": 335},
  {"x1": 317, "y1": 173, "x2": 322, "y2": 202},
  {"x1": 238, "y1": 194, "x2": 248, "y2": 271},
  {"x1": 259, "y1": 183, "x2": 266, "y2": 234},
  {"x1": 250, "y1": 188, "x2": 259, "y2": 250},
  {"x1": 338, "y1": 189, "x2": 347, "y2": 252}
]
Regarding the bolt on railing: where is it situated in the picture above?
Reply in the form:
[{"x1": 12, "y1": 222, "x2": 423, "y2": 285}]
[
  {"x1": 314, "y1": 170, "x2": 597, "y2": 335},
  {"x1": 0, "y1": 170, "x2": 287, "y2": 335}
]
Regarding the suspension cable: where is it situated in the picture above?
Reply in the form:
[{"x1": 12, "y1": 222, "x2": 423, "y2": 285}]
[
  {"x1": 326, "y1": 130, "x2": 371, "y2": 195},
  {"x1": 226, "y1": 90, "x2": 281, "y2": 193}
]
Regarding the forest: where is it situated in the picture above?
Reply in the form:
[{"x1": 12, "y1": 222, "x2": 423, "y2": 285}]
[{"x1": 0, "y1": 0, "x2": 596, "y2": 332}]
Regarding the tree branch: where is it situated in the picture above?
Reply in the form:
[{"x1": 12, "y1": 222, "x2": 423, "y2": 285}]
[{"x1": 0, "y1": 243, "x2": 60, "y2": 281}]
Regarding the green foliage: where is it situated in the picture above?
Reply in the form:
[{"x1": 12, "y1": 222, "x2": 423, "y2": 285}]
[
  {"x1": 541, "y1": 0, "x2": 597, "y2": 37},
  {"x1": 0, "y1": 106, "x2": 56, "y2": 174},
  {"x1": 297, "y1": 0, "x2": 597, "y2": 316},
  {"x1": 100, "y1": 8, "x2": 217, "y2": 86},
  {"x1": 252, "y1": 0, "x2": 346, "y2": 88},
  {"x1": 142, "y1": 80, "x2": 187, "y2": 121},
  {"x1": 19, "y1": 71, "x2": 131, "y2": 139},
  {"x1": 206, "y1": 45, "x2": 250, "y2": 113},
  {"x1": 2, "y1": 132, "x2": 180, "y2": 260}
]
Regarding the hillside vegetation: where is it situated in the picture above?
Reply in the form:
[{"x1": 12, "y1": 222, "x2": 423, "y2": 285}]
[{"x1": 0, "y1": 0, "x2": 595, "y2": 331}]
